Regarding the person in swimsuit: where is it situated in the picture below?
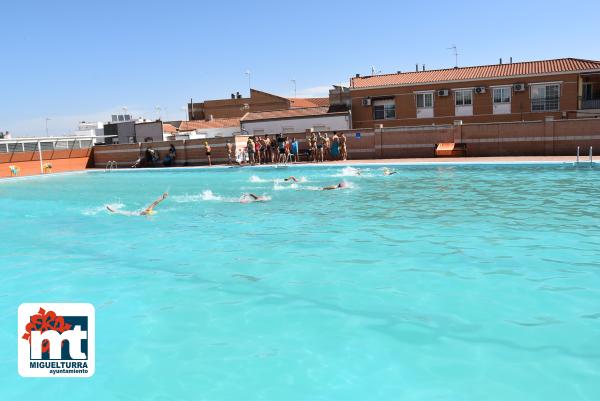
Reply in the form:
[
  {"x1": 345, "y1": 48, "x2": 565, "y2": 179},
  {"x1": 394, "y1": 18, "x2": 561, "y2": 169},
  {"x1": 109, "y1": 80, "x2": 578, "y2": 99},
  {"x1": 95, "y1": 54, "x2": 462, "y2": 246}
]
[
  {"x1": 226, "y1": 140, "x2": 234, "y2": 165},
  {"x1": 321, "y1": 182, "x2": 348, "y2": 191},
  {"x1": 284, "y1": 176, "x2": 298, "y2": 182},
  {"x1": 323, "y1": 133, "x2": 331, "y2": 161},
  {"x1": 291, "y1": 137, "x2": 299, "y2": 162},
  {"x1": 310, "y1": 132, "x2": 318, "y2": 162},
  {"x1": 240, "y1": 193, "x2": 269, "y2": 203},
  {"x1": 340, "y1": 133, "x2": 348, "y2": 161},
  {"x1": 383, "y1": 167, "x2": 397, "y2": 176},
  {"x1": 263, "y1": 135, "x2": 271, "y2": 164},
  {"x1": 247, "y1": 137, "x2": 255, "y2": 165},
  {"x1": 106, "y1": 192, "x2": 168, "y2": 216},
  {"x1": 204, "y1": 142, "x2": 212, "y2": 166},
  {"x1": 330, "y1": 132, "x2": 340, "y2": 160},
  {"x1": 270, "y1": 135, "x2": 277, "y2": 163},
  {"x1": 316, "y1": 132, "x2": 325, "y2": 162}
]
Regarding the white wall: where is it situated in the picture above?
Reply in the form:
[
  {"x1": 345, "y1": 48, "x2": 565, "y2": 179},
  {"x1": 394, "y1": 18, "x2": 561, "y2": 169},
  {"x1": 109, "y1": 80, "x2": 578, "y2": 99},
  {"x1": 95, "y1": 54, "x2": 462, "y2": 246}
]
[{"x1": 241, "y1": 114, "x2": 350, "y2": 135}]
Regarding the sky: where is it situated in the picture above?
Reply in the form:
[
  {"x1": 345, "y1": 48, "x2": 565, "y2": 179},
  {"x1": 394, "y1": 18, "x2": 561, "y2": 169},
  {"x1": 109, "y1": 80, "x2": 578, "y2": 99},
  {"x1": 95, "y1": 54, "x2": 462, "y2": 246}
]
[{"x1": 1, "y1": 0, "x2": 599, "y2": 136}]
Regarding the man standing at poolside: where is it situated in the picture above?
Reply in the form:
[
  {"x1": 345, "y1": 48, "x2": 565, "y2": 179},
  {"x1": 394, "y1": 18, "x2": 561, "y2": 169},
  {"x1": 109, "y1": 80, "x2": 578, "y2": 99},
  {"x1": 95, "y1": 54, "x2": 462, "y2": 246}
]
[
  {"x1": 291, "y1": 137, "x2": 299, "y2": 162},
  {"x1": 340, "y1": 133, "x2": 348, "y2": 161},
  {"x1": 247, "y1": 137, "x2": 255, "y2": 165},
  {"x1": 226, "y1": 140, "x2": 233, "y2": 165}
]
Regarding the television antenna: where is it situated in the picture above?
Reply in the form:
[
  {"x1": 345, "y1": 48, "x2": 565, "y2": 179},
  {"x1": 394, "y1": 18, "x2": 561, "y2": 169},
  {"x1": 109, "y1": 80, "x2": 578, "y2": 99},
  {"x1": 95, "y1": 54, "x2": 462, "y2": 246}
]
[{"x1": 447, "y1": 45, "x2": 459, "y2": 67}]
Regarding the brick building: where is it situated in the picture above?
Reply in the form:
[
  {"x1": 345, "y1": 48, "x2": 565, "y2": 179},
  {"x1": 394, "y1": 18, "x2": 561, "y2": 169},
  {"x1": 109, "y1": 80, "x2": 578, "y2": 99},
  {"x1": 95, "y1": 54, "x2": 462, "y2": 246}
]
[
  {"x1": 188, "y1": 89, "x2": 329, "y2": 120},
  {"x1": 349, "y1": 58, "x2": 600, "y2": 129}
]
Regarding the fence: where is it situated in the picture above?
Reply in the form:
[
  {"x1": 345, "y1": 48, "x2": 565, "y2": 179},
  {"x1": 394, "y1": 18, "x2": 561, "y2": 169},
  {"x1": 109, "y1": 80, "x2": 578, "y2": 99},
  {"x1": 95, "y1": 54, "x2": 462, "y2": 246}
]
[{"x1": 91, "y1": 117, "x2": 600, "y2": 168}]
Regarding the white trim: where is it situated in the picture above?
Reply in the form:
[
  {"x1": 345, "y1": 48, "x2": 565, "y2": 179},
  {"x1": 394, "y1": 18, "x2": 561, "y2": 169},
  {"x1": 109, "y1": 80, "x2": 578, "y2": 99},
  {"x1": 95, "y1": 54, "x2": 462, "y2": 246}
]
[
  {"x1": 489, "y1": 84, "x2": 514, "y2": 88},
  {"x1": 528, "y1": 81, "x2": 563, "y2": 86},
  {"x1": 413, "y1": 90, "x2": 435, "y2": 94},
  {"x1": 451, "y1": 87, "x2": 475, "y2": 91}
]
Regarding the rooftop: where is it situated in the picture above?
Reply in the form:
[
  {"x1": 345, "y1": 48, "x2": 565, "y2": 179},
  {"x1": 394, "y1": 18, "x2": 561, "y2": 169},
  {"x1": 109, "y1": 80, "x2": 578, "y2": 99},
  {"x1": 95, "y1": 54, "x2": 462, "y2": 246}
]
[
  {"x1": 241, "y1": 106, "x2": 342, "y2": 122},
  {"x1": 288, "y1": 97, "x2": 330, "y2": 108},
  {"x1": 178, "y1": 118, "x2": 241, "y2": 131},
  {"x1": 351, "y1": 58, "x2": 600, "y2": 89}
]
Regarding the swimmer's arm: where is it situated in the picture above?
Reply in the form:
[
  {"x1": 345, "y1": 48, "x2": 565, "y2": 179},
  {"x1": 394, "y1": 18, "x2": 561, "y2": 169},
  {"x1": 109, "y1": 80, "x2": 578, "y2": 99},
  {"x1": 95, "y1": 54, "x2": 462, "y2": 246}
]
[
  {"x1": 143, "y1": 193, "x2": 168, "y2": 213},
  {"x1": 248, "y1": 193, "x2": 259, "y2": 200}
]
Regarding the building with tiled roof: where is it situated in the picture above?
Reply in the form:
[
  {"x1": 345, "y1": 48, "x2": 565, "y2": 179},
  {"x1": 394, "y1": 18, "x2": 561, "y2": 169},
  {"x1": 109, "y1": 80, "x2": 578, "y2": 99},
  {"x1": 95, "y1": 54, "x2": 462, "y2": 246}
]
[
  {"x1": 349, "y1": 58, "x2": 600, "y2": 129},
  {"x1": 241, "y1": 106, "x2": 350, "y2": 136},
  {"x1": 289, "y1": 97, "x2": 330, "y2": 108}
]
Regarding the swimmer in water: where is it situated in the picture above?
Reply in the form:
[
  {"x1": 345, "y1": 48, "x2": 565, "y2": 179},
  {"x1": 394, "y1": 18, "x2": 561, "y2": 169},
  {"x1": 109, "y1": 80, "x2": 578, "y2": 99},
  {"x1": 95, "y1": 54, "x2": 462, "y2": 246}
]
[
  {"x1": 321, "y1": 182, "x2": 347, "y2": 191},
  {"x1": 240, "y1": 193, "x2": 270, "y2": 203},
  {"x1": 106, "y1": 192, "x2": 168, "y2": 215},
  {"x1": 383, "y1": 168, "x2": 397, "y2": 176},
  {"x1": 284, "y1": 176, "x2": 298, "y2": 182}
]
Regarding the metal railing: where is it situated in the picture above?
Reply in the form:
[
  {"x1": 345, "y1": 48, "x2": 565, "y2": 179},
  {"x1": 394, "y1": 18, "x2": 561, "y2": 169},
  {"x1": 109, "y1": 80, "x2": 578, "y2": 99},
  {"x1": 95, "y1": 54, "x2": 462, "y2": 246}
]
[
  {"x1": 582, "y1": 99, "x2": 600, "y2": 110},
  {"x1": 0, "y1": 138, "x2": 95, "y2": 153}
]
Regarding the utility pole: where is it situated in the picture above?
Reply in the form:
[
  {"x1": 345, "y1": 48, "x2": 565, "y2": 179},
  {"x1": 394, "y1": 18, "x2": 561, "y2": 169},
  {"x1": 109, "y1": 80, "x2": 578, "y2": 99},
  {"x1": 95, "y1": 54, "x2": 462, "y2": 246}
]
[
  {"x1": 45, "y1": 117, "x2": 51, "y2": 136},
  {"x1": 291, "y1": 79, "x2": 297, "y2": 98},
  {"x1": 245, "y1": 70, "x2": 251, "y2": 96}
]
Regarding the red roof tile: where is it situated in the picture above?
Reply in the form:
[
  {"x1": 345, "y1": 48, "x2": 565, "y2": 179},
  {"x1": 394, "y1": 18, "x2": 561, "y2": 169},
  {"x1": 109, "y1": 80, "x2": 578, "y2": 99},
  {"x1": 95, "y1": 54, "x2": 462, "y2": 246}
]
[
  {"x1": 178, "y1": 118, "x2": 240, "y2": 131},
  {"x1": 351, "y1": 58, "x2": 600, "y2": 89},
  {"x1": 288, "y1": 97, "x2": 330, "y2": 108},
  {"x1": 242, "y1": 107, "x2": 337, "y2": 121},
  {"x1": 162, "y1": 123, "x2": 178, "y2": 133}
]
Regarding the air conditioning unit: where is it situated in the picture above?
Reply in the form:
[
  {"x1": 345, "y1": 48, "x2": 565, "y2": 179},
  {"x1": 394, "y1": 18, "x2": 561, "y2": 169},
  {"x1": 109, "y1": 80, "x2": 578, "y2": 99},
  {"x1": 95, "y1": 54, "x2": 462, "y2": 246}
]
[
  {"x1": 475, "y1": 87, "x2": 486, "y2": 94},
  {"x1": 361, "y1": 98, "x2": 372, "y2": 106},
  {"x1": 437, "y1": 89, "x2": 449, "y2": 97},
  {"x1": 513, "y1": 83, "x2": 526, "y2": 92}
]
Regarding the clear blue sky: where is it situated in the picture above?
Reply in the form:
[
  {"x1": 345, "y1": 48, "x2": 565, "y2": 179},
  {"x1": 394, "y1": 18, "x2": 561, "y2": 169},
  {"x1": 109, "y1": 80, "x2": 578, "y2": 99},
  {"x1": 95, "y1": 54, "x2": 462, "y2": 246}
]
[{"x1": 1, "y1": 0, "x2": 598, "y2": 136}]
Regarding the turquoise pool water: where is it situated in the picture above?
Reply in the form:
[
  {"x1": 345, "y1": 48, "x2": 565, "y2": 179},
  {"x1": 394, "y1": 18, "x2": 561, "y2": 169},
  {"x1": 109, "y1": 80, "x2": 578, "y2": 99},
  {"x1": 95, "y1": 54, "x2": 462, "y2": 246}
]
[{"x1": 1, "y1": 164, "x2": 599, "y2": 400}]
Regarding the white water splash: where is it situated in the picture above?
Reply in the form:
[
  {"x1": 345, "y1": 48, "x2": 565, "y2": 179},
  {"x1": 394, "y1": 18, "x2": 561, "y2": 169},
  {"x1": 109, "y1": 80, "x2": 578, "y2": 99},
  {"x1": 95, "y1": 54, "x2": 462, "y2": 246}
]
[
  {"x1": 201, "y1": 190, "x2": 223, "y2": 201},
  {"x1": 249, "y1": 175, "x2": 269, "y2": 183},
  {"x1": 274, "y1": 183, "x2": 298, "y2": 191},
  {"x1": 84, "y1": 202, "x2": 125, "y2": 216},
  {"x1": 333, "y1": 167, "x2": 362, "y2": 177}
]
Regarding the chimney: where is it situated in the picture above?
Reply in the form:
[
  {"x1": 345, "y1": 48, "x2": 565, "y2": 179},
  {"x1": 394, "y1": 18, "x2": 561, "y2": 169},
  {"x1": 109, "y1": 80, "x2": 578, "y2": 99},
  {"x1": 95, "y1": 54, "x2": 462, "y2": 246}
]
[
  {"x1": 231, "y1": 93, "x2": 235, "y2": 99},
  {"x1": 236, "y1": 91, "x2": 241, "y2": 99},
  {"x1": 422, "y1": 65, "x2": 425, "y2": 71},
  {"x1": 355, "y1": 73, "x2": 360, "y2": 78},
  {"x1": 416, "y1": 64, "x2": 419, "y2": 72},
  {"x1": 510, "y1": 57, "x2": 513, "y2": 64},
  {"x1": 397, "y1": 70, "x2": 401, "y2": 74},
  {"x1": 499, "y1": 58, "x2": 503, "y2": 64}
]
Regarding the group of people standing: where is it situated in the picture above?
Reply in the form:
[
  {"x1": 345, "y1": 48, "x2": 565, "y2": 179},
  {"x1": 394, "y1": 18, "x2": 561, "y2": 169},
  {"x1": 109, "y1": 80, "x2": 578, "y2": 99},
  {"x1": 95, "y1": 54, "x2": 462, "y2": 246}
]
[{"x1": 243, "y1": 132, "x2": 348, "y2": 165}]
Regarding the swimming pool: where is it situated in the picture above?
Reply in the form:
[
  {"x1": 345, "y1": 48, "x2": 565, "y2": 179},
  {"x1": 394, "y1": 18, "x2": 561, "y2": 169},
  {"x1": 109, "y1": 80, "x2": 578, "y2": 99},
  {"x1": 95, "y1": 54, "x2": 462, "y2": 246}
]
[{"x1": 1, "y1": 164, "x2": 599, "y2": 400}]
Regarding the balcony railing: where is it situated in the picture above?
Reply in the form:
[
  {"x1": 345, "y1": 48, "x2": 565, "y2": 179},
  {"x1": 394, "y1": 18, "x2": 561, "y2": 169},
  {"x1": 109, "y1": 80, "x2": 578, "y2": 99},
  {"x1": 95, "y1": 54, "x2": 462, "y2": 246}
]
[{"x1": 582, "y1": 99, "x2": 600, "y2": 110}]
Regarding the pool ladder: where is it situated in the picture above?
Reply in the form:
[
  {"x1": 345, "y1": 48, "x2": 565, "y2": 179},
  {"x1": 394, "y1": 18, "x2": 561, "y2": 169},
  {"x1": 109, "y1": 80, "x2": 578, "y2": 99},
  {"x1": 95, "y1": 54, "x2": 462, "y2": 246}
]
[
  {"x1": 105, "y1": 161, "x2": 118, "y2": 172},
  {"x1": 576, "y1": 146, "x2": 594, "y2": 166}
]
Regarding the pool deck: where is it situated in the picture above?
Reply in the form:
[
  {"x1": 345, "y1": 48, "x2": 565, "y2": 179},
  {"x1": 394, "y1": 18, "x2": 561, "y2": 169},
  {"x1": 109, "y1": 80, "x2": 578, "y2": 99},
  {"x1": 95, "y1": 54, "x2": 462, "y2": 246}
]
[{"x1": 298, "y1": 156, "x2": 580, "y2": 165}]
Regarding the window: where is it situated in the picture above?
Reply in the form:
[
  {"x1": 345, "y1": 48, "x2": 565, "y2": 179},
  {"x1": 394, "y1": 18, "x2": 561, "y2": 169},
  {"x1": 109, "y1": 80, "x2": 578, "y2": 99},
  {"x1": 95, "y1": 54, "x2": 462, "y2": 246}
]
[
  {"x1": 492, "y1": 86, "x2": 511, "y2": 115},
  {"x1": 455, "y1": 90, "x2": 472, "y2": 106},
  {"x1": 531, "y1": 84, "x2": 560, "y2": 111},
  {"x1": 373, "y1": 99, "x2": 396, "y2": 120},
  {"x1": 493, "y1": 87, "x2": 511, "y2": 104},
  {"x1": 416, "y1": 93, "x2": 433, "y2": 108}
]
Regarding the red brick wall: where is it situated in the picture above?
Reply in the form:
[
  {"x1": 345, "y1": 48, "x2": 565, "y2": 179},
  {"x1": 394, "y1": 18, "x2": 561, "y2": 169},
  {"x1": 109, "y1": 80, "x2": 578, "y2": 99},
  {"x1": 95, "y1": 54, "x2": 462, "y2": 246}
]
[{"x1": 351, "y1": 73, "x2": 581, "y2": 129}]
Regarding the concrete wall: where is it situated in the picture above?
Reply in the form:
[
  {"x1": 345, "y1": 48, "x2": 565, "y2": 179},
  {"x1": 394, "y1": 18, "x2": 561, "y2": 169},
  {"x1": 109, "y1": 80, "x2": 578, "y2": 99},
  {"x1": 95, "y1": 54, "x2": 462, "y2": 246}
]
[
  {"x1": 241, "y1": 114, "x2": 350, "y2": 136},
  {"x1": 0, "y1": 148, "x2": 92, "y2": 178},
  {"x1": 135, "y1": 121, "x2": 164, "y2": 142}
]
